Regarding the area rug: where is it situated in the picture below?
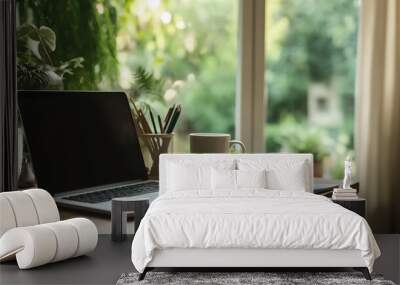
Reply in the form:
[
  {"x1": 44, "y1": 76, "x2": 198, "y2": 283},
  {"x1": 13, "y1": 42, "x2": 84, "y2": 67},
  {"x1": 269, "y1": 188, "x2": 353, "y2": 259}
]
[{"x1": 116, "y1": 272, "x2": 396, "y2": 285}]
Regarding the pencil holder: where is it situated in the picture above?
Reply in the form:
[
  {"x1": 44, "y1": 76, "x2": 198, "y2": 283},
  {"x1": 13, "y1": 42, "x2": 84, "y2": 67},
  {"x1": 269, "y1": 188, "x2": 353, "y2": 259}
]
[{"x1": 139, "y1": 133, "x2": 174, "y2": 179}]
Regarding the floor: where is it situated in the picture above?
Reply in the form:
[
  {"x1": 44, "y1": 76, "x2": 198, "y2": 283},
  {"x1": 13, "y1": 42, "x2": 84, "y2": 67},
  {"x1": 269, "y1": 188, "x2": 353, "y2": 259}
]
[
  {"x1": 0, "y1": 235, "x2": 399, "y2": 285},
  {"x1": 0, "y1": 235, "x2": 133, "y2": 285},
  {"x1": 374, "y1": 234, "x2": 400, "y2": 283}
]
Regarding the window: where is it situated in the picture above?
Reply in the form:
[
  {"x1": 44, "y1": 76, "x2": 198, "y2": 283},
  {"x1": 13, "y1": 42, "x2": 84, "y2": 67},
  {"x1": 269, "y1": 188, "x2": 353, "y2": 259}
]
[
  {"x1": 16, "y1": 0, "x2": 360, "y2": 175},
  {"x1": 265, "y1": 0, "x2": 360, "y2": 178},
  {"x1": 16, "y1": 0, "x2": 238, "y2": 153},
  {"x1": 117, "y1": 0, "x2": 238, "y2": 152}
]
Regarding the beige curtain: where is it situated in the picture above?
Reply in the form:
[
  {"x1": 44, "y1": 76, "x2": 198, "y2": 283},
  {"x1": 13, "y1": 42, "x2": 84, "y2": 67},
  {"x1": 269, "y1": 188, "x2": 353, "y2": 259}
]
[{"x1": 356, "y1": 0, "x2": 400, "y2": 233}]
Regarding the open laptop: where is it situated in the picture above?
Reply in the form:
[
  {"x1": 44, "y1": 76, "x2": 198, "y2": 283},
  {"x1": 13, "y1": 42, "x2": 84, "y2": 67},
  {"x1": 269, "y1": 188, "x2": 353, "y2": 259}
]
[{"x1": 18, "y1": 91, "x2": 158, "y2": 215}]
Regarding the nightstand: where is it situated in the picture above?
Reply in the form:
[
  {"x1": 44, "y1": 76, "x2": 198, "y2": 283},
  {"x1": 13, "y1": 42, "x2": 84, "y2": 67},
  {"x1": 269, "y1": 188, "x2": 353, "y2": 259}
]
[
  {"x1": 331, "y1": 197, "x2": 366, "y2": 218},
  {"x1": 111, "y1": 197, "x2": 150, "y2": 242}
]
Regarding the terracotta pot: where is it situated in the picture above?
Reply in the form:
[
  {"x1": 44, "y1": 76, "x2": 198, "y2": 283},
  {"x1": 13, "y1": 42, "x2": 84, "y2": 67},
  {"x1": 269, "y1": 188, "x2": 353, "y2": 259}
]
[{"x1": 314, "y1": 160, "x2": 324, "y2": 177}]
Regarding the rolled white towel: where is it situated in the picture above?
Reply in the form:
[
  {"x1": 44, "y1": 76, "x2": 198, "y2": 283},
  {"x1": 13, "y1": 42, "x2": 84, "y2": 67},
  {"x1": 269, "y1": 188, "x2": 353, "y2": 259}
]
[
  {"x1": 23, "y1": 188, "x2": 60, "y2": 224},
  {"x1": 0, "y1": 189, "x2": 60, "y2": 238},
  {"x1": 42, "y1": 221, "x2": 79, "y2": 262},
  {"x1": 0, "y1": 196, "x2": 17, "y2": 237},
  {"x1": 65, "y1": 218, "x2": 98, "y2": 257},
  {"x1": 0, "y1": 191, "x2": 39, "y2": 227},
  {"x1": 0, "y1": 218, "x2": 98, "y2": 269},
  {"x1": 0, "y1": 225, "x2": 57, "y2": 268}
]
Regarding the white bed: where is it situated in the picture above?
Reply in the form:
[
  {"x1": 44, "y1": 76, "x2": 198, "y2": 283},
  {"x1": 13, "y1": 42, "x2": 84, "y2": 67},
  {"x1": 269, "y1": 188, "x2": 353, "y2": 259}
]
[{"x1": 131, "y1": 154, "x2": 380, "y2": 280}]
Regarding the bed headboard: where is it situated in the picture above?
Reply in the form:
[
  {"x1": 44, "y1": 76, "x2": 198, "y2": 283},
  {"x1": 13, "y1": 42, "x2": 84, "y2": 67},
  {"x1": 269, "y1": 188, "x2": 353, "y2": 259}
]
[{"x1": 159, "y1": 153, "x2": 314, "y2": 195}]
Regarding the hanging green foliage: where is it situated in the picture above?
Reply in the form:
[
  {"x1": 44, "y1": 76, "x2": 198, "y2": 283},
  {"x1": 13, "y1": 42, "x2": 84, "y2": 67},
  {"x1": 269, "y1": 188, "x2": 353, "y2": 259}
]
[{"x1": 17, "y1": 0, "x2": 119, "y2": 90}]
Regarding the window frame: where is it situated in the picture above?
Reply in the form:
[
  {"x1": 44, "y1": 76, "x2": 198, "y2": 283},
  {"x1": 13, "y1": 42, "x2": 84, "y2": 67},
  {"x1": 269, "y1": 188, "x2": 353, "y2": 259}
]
[{"x1": 236, "y1": 0, "x2": 266, "y2": 152}]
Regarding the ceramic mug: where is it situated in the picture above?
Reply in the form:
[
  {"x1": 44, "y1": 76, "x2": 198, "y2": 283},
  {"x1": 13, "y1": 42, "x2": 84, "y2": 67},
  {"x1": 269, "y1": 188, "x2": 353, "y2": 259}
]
[{"x1": 189, "y1": 133, "x2": 246, "y2": 153}]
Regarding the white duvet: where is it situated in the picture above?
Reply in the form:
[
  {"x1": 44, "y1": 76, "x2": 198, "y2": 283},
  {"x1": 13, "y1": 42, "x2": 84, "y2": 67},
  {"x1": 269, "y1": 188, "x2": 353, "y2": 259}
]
[{"x1": 131, "y1": 190, "x2": 380, "y2": 273}]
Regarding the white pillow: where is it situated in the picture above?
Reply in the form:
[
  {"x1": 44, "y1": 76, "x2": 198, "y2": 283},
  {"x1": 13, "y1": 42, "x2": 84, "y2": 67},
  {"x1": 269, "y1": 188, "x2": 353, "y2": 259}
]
[
  {"x1": 211, "y1": 168, "x2": 236, "y2": 190},
  {"x1": 237, "y1": 159, "x2": 309, "y2": 191},
  {"x1": 266, "y1": 165, "x2": 308, "y2": 191},
  {"x1": 167, "y1": 162, "x2": 212, "y2": 191},
  {"x1": 211, "y1": 169, "x2": 267, "y2": 190},
  {"x1": 236, "y1": 169, "x2": 267, "y2": 189}
]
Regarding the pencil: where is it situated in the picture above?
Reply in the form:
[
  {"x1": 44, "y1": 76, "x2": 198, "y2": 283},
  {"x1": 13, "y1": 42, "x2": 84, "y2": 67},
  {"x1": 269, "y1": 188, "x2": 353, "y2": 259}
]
[
  {"x1": 157, "y1": 115, "x2": 164, "y2": 133},
  {"x1": 164, "y1": 105, "x2": 174, "y2": 124},
  {"x1": 166, "y1": 105, "x2": 181, "y2": 133},
  {"x1": 149, "y1": 108, "x2": 158, "y2": 134},
  {"x1": 164, "y1": 105, "x2": 175, "y2": 131}
]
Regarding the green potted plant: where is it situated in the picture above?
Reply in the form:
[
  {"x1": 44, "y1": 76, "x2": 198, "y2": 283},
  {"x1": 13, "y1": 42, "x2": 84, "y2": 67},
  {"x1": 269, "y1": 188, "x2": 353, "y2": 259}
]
[
  {"x1": 284, "y1": 129, "x2": 329, "y2": 177},
  {"x1": 275, "y1": 118, "x2": 329, "y2": 177},
  {"x1": 16, "y1": 23, "x2": 84, "y2": 90}
]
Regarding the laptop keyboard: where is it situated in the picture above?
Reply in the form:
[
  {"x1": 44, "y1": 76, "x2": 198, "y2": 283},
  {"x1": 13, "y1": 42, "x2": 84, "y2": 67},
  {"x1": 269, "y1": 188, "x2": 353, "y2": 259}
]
[{"x1": 64, "y1": 182, "x2": 158, "y2": 204}]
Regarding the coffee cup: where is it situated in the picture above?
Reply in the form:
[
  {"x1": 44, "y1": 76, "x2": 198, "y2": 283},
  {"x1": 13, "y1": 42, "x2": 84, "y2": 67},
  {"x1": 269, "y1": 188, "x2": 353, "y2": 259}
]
[{"x1": 189, "y1": 133, "x2": 246, "y2": 153}]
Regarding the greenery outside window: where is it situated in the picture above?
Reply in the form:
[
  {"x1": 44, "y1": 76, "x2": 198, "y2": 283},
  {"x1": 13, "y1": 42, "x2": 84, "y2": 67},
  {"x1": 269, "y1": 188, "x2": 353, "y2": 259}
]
[
  {"x1": 16, "y1": 0, "x2": 360, "y2": 176},
  {"x1": 265, "y1": 0, "x2": 360, "y2": 178}
]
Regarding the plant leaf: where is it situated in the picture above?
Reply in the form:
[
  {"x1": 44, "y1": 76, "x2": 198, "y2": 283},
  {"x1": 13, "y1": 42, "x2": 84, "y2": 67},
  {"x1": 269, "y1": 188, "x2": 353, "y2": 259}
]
[
  {"x1": 133, "y1": 67, "x2": 165, "y2": 101},
  {"x1": 38, "y1": 44, "x2": 51, "y2": 64},
  {"x1": 68, "y1": 57, "x2": 84, "y2": 68},
  {"x1": 38, "y1": 26, "x2": 56, "y2": 52},
  {"x1": 17, "y1": 23, "x2": 36, "y2": 39},
  {"x1": 17, "y1": 63, "x2": 49, "y2": 89},
  {"x1": 27, "y1": 39, "x2": 41, "y2": 60}
]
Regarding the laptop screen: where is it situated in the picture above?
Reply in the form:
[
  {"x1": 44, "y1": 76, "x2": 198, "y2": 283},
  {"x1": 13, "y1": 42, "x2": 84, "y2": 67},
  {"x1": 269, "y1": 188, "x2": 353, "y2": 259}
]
[{"x1": 18, "y1": 91, "x2": 148, "y2": 195}]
